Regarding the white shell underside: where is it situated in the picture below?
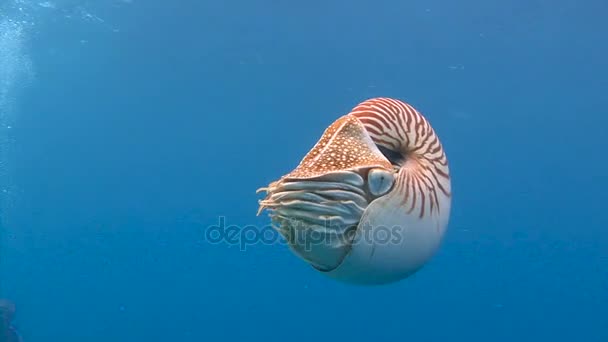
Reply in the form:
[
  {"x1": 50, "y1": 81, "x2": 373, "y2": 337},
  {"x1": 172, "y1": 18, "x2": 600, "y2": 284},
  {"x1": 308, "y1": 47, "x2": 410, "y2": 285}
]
[{"x1": 321, "y1": 167, "x2": 451, "y2": 285}]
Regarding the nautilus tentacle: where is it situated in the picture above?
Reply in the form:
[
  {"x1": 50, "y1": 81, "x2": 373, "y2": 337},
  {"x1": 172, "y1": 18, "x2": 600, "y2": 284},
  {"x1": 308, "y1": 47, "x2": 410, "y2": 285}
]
[{"x1": 257, "y1": 97, "x2": 451, "y2": 285}]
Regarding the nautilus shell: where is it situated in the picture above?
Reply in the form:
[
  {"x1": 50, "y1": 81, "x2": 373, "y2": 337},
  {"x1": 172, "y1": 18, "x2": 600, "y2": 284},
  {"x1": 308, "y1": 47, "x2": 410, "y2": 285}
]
[{"x1": 257, "y1": 97, "x2": 451, "y2": 285}]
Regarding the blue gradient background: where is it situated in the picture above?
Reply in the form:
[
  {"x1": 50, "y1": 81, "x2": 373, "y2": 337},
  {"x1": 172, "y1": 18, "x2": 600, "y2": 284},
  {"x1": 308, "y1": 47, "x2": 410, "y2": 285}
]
[{"x1": 1, "y1": 0, "x2": 607, "y2": 341}]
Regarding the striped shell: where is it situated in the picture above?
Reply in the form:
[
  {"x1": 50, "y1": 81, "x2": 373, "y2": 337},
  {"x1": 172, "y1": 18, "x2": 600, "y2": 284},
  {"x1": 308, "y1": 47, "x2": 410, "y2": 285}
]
[{"x1": 257, "y1": 97, "x2": 451, "y2": 285}]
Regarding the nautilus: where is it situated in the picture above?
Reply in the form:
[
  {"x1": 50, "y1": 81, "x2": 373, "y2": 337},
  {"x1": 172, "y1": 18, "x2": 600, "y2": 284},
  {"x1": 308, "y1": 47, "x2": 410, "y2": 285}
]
[{"x1": 257, "y1": 97, "x2": 451, "y2": 285}]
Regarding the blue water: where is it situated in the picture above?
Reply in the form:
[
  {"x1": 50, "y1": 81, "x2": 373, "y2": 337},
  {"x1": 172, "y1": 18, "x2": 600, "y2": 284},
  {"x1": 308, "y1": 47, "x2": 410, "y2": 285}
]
[{"x1": 1, "y1": 0, "x2": 607, "y2": 341}]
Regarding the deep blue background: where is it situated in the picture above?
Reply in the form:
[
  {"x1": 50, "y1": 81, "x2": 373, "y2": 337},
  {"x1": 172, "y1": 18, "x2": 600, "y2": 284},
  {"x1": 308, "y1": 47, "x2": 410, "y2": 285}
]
[{"x1": 1, "y1": 0, "x2": 607, "y2": 341}]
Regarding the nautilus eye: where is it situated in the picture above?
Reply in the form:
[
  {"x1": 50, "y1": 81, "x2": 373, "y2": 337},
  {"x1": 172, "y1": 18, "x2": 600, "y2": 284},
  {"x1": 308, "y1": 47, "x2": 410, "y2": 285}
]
[{"x1": 257, "y1": 97, "x2": 451, "y2": 285}]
